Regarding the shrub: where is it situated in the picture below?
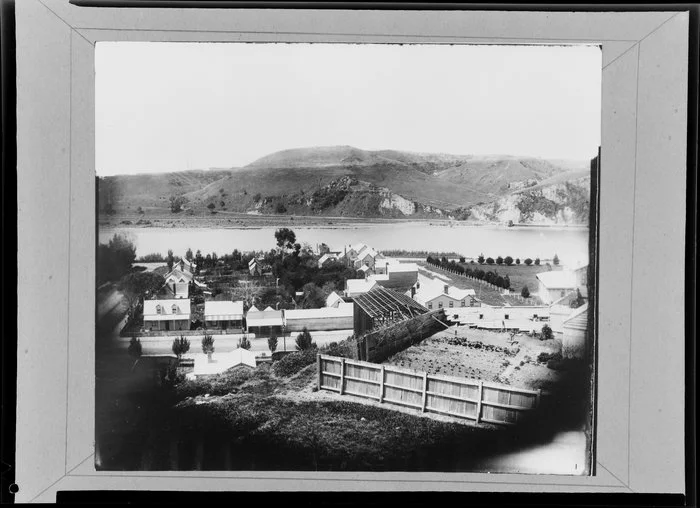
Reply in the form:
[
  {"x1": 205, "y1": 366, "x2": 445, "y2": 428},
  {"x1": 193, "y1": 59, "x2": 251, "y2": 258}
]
[
  {"x1": 176, "y1": 367, "x2": 252, "y2": 398},
  {"x1": 238, "y1": 336, "x2": 252, "y2": 350},
  {"x1": 521, "y1": 285, "x2": 530, "y2": 298},
  {"x1": 477, "y1": 254, "x2": 485, "y2": 264},
  {"x1": 268, "y1": 335, "x2": 278, "y2": 353},
  {"x1": 272, "y1": 349, "x2": 318, "y2": 377},
  {"x1": 295, "y1": 327, "x2": 316, "y2": 351},
  {"x1": 202, "y1": 334, "x2": 215, "y2": 354},
  {"x1": 275, "y1": 202, "x2": 287, "y2": 214},
  {"x1": 534, "y1": 258, "x2": 541, "y2": 266},
  {"x1": 553, "y1": 254, "x2": 560, "y2": 265},
  {"x1": 540, "y1": 324, "x2": 554, "y2": 341},
  {"x1": 172, "y1": 336, "x2": 190, "y2": 359},
  {"x1": 516, "y1": 258, "x2": 521, "y2": 265}
]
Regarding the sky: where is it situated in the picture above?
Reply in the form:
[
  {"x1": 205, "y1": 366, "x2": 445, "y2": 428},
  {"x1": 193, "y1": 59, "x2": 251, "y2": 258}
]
[{"x1": 96, "y1": 42, "x2": 601, "y2": 176}]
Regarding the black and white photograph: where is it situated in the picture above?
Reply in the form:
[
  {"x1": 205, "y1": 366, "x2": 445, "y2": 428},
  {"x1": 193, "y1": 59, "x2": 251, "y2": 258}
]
[{"x1": 94, "y1": 41, "x2": 601, "y2": 473}]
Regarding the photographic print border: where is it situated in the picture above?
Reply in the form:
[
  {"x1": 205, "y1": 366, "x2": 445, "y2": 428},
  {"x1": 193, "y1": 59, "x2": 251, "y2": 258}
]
[{"x1": 15, "y1": 0, "x2": 688, "y2": 501}]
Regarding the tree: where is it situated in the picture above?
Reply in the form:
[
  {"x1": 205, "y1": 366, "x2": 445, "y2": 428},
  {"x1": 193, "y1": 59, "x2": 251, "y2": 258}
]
[
  {"x1": 172, "y1": 336, "x2": 190, "y2": 359},
  {"x1": 503, "y1": 275, "x2": 511, "y2": 289},
  {"x1": 275, "y1": 202, "x2": 287, "y2": 214},
  {"x1": 540, "y1": 324, "x2": 554, "y2": 341},
  {"x1": 212, "y1": 252, "x2": 218, "y2": 267},
  {"x1": 486, "y1": 257, "x2": 495, "y2": 265},
  {"x1": 275, "y1": 228, "x2": 297, "y2": 252},
  {"x1": 459, "y1": 256, "x2": 466, "y2": 263},
  {"x1": 127, "y1": 337, "x2": 142, "y2": 359},
  {"x1": 496, "y1": 256, "x2": 504, "y2": 265},
  {"x1": 478, "y1": 253, "x2": 485, "y2": 264},
  {"x1": 237, "y1": 336, "x2": 251, "y2": 350},
  {"x1": 534, "y1": 258, "x2": 541, "y2": 266},
  {"x1": 195, "y1": 250, "x2": 203, "y2": 274},
  {"x1": 524, "y1": 258, "x2": 533, "y2": 266},
  {"x1": 516, "y1": 258, "x2": 521, "y2": 265},
  {"x1": 521, "y1": 285, "x2": 530, "y2": 298},
  {"x1": 295, "y1": 327, "x2": 315, "y2": 351},
  {"x1": 504, "y1": 256, "x2": 513, "y2": 266},
  {"x1": 120, "y1": 271, "x2": 166, "y2": 310},
  {"x1": 300, "y1": 282, "x2": 325, "y2": 309},
  {"x1": 97, "y1": 233, "x2": 137, "y2": 284},
  {"x1": 185, "y1": 248, "x2": 193, "y2": 262},
  {"x1": 553, "y1": 254, "x2": 560, "y2": 266},
  {"x1": 268, "y1": 335, "x2": 278, "y2": 353},
  {"x1": 201, "y1": 334, "x2": 215, "y2": 354},
  {"x1": 169, "y1": 195, "x2": 187, "y2": 213},
  {"x1": 319, "y1": 243, "x2": 331, "y2": 255},
  {"x1": 166, "y1": 249, "x2": 174, "y2": 271}
]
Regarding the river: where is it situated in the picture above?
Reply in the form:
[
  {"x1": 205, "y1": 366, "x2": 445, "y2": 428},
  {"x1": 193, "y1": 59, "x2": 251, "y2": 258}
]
[{"x1": 99, "y1": 222, "x2": 590, "y2": 265}]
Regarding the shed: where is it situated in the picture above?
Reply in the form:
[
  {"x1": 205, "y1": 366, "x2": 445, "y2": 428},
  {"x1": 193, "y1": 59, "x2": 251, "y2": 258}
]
[{"x1": 352, "y1": 285, "x2": 429, "y2": 336}]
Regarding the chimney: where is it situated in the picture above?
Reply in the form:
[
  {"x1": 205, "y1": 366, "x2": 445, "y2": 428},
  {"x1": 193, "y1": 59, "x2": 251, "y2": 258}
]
[
  {"x1": 444, "y1": 284, "x2": 449, "y2": 294},
  {"x1": 411, "y1": 287, "x2": 416, "y2": 298}
]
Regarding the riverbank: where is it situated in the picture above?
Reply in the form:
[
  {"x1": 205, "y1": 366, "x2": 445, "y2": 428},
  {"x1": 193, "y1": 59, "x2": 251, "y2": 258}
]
[{"x1": 99, "y1": 212, "x2": 589, "y2": 231}]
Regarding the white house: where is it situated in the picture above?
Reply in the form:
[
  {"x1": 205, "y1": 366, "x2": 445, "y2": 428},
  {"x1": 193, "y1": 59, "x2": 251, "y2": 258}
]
[
  {"x1": 536, "y1": 270, "x2": 579, "y2": 304},
  {"x1": 411, "y1": 280, "x2": 477, "y2": 311},
  {"x1": 245, "y1": 305, "x2": 284, "y2": 336},
  {"x1": 345, "y1": 278, "x2": 379, "y2": 298},
  {"x1": 357, "y1": 265, "x2": 372, "y2": 277},
  {"x1": 187, "y1": 347, "x2": 257, "y2": 379},
  {"x1": 164, "y1": 267, "x2": 193, "y2": 286},
  {"x1": 562, "y1": 303, "x2": 589, "y2": 359},
  {"x1": 345, "y1": 242, "x2": 368, "y2": 261},
  {"x1": 143, "y1": 299, "x2": 191, "y2": 331},
  {"x1": 204, "y1": 300, "x2": 244, "y2": 330},
  {"x1": 353, "y1": 247, "x2": 380, "y2": 269}
]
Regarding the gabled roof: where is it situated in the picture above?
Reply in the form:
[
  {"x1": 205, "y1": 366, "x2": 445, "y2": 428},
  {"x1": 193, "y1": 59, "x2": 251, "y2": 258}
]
[
  {"x1": 165, "y1": 268, "x2": 193, "y2": 283},
  {"x1": 143, "y1": 299, "x2": 191, "y2": 320},
  {"x1": 536, "y1": 270, "x2": 578, "y2": 289},
  {"x1": 192, "y1": 348, "x2": 256, "y2": 376},
  {"x1": 204, "y1": 300, "x2": 244, "y2": 318},
  {"x1": 326, "y1": 291, "x2": 344, "y2": 308},
  {"x1": 318, "y1": 253, "x2": 338, "y2": 264},
  {"x1": 357, "y1": 265, "x2": 371, "y2": 273},
  {"x1": 412, "y1": 282, "x2": 476, "y2": 306},
  {"x1": 387, "y1": 262, "x2": 418, "y2": 273}
]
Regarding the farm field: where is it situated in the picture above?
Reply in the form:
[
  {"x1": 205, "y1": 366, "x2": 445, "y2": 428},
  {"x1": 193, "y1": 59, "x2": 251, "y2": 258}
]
[{"x1": 384, "y1": 326, "x2": 564, "y2": 391}]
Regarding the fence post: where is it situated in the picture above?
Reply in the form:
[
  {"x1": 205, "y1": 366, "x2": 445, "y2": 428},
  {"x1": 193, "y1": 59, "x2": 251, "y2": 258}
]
[
  {"x1": 379, "y1": 365, "x2": 385, "y2": 403},
  {"x1": 476, "y1": 381, "x2": 483, "y2": 423},
  {"x1": 316, "y1": 354, "x2": 322, "y2": 390},
  {"x1": 421, "y1": 372, "x2": 428, "y2": 412},
  {"x1": 339, "y1": 358, "x2": 346, "y2": 395}
]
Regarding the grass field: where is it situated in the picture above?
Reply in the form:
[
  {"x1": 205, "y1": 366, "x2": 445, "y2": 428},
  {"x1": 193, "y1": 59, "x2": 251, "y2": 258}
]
[{"x1": 457, "y1": 262, "x2": 564, "y2": 294}]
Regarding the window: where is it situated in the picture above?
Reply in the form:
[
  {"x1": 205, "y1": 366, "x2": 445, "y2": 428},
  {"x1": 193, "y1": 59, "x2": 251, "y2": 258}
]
[
  {"x1": 479, "y1": 314, "x2": 484, "y2": 320},
  {"x1": 172, "y1": 305, "x2": 178, "y2": 314},
  {"x1": 428, "y1": 303, "x2": 433, "y2": 309},
  {"x1": 461, "y1": 300, "x2": 466, "y2": 307},
  {"x1": 155, "y1": 305, "x2": 162, "y2": 314},
  {"x1": 504, "y1": 314, "x2": 509, "y2": 320},
  {"x1": 438, "y1": 302, "x2": 443, "y2": 308},
  {"x1": 449, "y1": 301, "x2": 454, "y2": 308}
]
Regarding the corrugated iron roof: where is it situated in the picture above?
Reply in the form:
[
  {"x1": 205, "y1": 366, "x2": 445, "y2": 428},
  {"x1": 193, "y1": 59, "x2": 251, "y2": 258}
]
[{"x1": 352, "y1": 285, "x2": 428, "y2": 319}]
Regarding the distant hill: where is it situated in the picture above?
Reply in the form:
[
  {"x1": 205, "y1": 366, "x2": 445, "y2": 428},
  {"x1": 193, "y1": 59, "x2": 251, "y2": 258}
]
[{"x1": 98, "y1": 146, "x2": 592, "y2": 224}]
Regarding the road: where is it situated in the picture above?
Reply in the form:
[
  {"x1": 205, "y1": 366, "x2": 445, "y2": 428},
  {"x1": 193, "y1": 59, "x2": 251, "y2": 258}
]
[{"x1": 112, "y1": 329, "x2": 354, "y2": 356}]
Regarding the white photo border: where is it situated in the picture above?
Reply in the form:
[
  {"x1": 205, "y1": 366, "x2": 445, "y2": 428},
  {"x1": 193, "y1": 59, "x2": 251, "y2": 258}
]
[{"x1": 15, "y1": 0, "x2": 688, "y2": 501}]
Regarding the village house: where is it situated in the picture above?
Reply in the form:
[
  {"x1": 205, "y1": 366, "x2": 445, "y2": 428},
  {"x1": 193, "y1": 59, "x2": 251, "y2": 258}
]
[
  {"x1": 245, "y1": 305, "x2": 284, "y2": 337},
  {"x1": 143, "y1": 299, "x2": 191, "y2": 332},
  {"x1": 325, "y1": 291, "x2": 345, "y2": 308},
  {"x1": 248, "y1": 258, "x2": 261, "y2": 276},
  {"x1": 186, "y1": 347, "x2": 257, "y2": 380},
  {"x1": 317, "y1": 252, "x2": 339, "y2": 269},
  {"x1": 204, "y1": 300, "x2": 244, "y2": 330},
  {"x1": 371, "y1": 262, "x2": 418, "y2": 291},
  {"x1": 357, "y1": 265, "x2": 372, "y2": 277},
  {"x1": 344, "y1": 242, "x2": 368, "y2": 262},
  {"x1": 535, "y1": 269, "x2": 580, "y2": 304},
  {"x1": 173, "y1": 257, "x2": 196, "y2": 274},
  {"x1": 345, "y1": 278, "x2": 380, "y2": 298},
  {"x1": 353, "y1": 247, "x2": 380, "y2": 270},
  {"x1": 411, "y1": 280, "x2": 478, "y2": 311}
]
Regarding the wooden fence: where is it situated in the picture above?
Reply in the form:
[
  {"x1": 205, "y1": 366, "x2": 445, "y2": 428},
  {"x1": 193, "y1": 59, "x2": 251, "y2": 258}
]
[{"x1": 317, "y1": 355, "x2": 541, "y2": 425}]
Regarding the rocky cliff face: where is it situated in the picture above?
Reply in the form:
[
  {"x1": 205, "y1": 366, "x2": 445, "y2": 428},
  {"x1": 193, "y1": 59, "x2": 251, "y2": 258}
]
[{"x1": 469, "y1": 178, "x2": 591, "y2": 225}]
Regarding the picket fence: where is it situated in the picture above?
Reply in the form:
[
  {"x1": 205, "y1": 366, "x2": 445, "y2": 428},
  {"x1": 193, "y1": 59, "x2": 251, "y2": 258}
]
[{"x1": 317, "y1": 355, "x2": 541, "y2": 426}]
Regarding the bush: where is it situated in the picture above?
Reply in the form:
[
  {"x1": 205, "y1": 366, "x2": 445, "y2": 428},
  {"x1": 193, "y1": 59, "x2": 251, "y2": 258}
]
[
  {"x1": 268, "y1": 335, "x2": 278, "y2": 353},
  {"x1": 521, "y1": 285, "x2": 530, "y2": 298},
  {"x1": 238, "y1": 336, "x2": 251, "y2": 350},
  {"x1": 516, "y1": 258, "x2": 521, "y2": 265},
  {"x1": 295, "y1": 327, "x2": 316, "y2": 351},
  {"x1": 540, "y1": 324, "x2": 554, "y2": 341},
  {"x1": 321, "y1": 340, "x2": 355, "y2": 359},
  {"x1": 477, "y1": 254, "x2": 485, "y2": 264},
  {"x1": 272, "y1": 349, "x2": 318, "y2": 377},
  {"x1": 534, "y1": 258, "x2": 541, "y2": 266},
  {"x1": 553, "y1": 254, "x2": 560, "y2": 265}
]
